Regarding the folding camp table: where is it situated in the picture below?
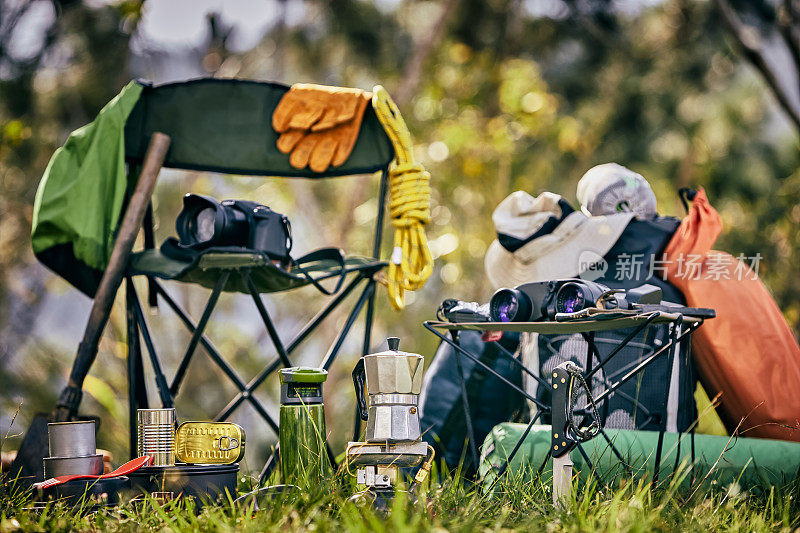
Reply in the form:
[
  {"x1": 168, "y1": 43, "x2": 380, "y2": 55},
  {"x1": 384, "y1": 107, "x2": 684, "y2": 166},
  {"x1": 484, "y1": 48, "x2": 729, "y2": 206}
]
[{"x1": 424, "y1": 310, "x2": 706, "y2": 498}]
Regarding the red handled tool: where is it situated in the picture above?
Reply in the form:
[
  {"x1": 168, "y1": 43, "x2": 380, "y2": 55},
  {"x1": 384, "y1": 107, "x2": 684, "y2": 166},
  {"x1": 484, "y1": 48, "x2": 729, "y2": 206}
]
[{"x1": 34, "y1": 456, "x2": 152, "y2": 490}]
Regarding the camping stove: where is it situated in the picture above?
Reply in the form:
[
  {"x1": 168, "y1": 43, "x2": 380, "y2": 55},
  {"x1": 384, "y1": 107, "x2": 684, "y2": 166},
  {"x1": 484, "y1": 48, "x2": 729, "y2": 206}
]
[{"x1": 346, "y1": 337, "x2": 434, "y2": 509}]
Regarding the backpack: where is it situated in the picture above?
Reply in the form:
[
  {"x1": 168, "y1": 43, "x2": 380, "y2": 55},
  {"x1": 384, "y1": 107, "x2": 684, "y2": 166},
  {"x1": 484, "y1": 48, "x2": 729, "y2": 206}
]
[
  {"x1": 663, "y1": 188, "x2": 800, "y2": 441},
  {"x1": 522, "y1": 216, "x2": 697, "y2": 433}
]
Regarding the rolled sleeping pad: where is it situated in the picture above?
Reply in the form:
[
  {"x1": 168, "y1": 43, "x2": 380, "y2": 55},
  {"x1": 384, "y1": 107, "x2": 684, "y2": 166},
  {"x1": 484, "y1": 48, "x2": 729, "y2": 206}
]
[{"x1": 479, "y1": 423, "x2": 800, "y2": 492}]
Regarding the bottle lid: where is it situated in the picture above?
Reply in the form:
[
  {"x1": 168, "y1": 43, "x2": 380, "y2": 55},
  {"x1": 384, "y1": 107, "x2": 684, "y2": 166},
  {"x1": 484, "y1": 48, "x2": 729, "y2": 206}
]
[{"x1": 279, "y1": 366, "x2": 328, "y2": 384}]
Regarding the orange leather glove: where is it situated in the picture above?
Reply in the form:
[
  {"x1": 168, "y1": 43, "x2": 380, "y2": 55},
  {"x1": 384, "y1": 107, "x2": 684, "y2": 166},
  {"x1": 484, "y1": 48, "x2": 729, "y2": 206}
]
[{"x1": 272, "y1": 84, "x2": 371, "y2": 173}]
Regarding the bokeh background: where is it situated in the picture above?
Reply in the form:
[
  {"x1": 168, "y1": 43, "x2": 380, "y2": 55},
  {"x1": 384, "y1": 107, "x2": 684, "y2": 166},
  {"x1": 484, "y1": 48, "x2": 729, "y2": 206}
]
[{"x1": 2, "y1": 0, "x2": 799, "y2": 469}]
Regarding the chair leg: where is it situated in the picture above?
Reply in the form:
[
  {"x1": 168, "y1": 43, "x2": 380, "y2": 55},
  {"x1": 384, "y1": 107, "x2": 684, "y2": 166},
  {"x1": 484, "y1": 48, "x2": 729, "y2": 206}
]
[
  {"x1": 243, "y1": 272, "x2": 292, "y2": 368},
  {"x1": 351, "y1": 278, "x2": 380, "y2": 441},
  {"x1": 151, "y1": 277, "x2": 281, "y2": 434},
  {"x1": 362, "y1": 273, "x2": 378, "y2": 356},
  {"x1": 371, "y1": 168, "x2": 389, "y2": 259},
  {"x1": 128, "y1": 282, "x2": 173, "y2": 407},
  {"x1": 126, "y1": 280, "x2": 148, "y2": 459},
  {"x1": 259, "y1": 445, "x2": 279, "y2": 483},
  {"x1": 192, "y1": 338, "x2": 281, "y2": 433},
  {"x1": 319, "y1": 280, "x2": 374, "y2": 370},
  {"x1": 217, "y1": 274, "x2": 371, "y2": 421},
  {"x1": 169, "y1": 271, "x2": 229, "y2": 396},
  {"x1": 348, "y1": 167, "x2": 387, "y2": 443}
]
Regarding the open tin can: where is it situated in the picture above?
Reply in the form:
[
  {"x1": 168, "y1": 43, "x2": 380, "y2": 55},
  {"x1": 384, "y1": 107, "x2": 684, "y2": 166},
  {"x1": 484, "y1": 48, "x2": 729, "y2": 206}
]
[
  {"x1": 137, "y1": 408, "x2": 176, "y2": 467},
  {"x1": 175, "y1": 422, "x2": 245, "y2": 465}
]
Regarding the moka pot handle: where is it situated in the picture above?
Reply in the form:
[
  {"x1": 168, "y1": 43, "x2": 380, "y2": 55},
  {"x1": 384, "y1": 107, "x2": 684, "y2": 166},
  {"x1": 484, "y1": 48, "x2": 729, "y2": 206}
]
[{"x1": 351, "y1": 357, "x2": 369, "y2": 421}]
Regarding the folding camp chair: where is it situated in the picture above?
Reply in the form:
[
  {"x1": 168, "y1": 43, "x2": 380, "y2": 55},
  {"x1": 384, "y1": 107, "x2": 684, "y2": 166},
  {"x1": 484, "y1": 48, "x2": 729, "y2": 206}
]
[{"x1": 113, "y1": 79, "x2": 395, "y2": 473}]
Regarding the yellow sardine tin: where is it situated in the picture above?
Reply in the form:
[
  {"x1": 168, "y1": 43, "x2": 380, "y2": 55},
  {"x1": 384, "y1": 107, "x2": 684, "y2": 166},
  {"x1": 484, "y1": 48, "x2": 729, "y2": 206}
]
[{"x1": 175, "y1": 422, "x2": 245, "y2": 464}]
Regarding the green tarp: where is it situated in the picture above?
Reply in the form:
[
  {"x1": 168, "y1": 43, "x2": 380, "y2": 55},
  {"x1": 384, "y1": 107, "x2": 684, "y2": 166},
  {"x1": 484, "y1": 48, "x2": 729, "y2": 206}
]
[
  {"x1": 31, "y1": 81, "x2": 143, "y2": 295},
  {"x1": 30, "y1": 78, "x2": 394, "y2": 296},
  {"x1": 480, "y1": 423, "x2": 800, "y2": 491}
]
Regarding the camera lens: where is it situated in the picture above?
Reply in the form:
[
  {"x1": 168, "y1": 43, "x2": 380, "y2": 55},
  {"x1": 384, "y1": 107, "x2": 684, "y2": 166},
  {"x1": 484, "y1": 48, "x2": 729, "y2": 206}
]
[
  {"x1": 490, "y1": 289, "x2": 532, "y2": 322},
  {"x1": 177, "y1": 194, "x2": 222, "y2": 247},
  {"x1": 191, "y1": 207, "x2": 217, "y2": 242},
  {"x1": 177, "y1": 194, "x2": 250, "y2": 249},
  {"x1": 555, "y1": 283, "x2": 587, "y2": 314}
]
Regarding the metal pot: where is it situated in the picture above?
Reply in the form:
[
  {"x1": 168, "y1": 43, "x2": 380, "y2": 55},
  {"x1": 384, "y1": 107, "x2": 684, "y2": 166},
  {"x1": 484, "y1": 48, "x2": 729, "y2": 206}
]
[{"x1": 43, "y1": 454, "x2": 104, "y2": 478}]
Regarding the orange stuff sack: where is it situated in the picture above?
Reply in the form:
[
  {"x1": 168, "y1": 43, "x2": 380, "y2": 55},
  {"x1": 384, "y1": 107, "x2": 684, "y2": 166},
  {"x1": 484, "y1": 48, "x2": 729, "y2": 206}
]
[{"x1": 663, "y1": 188, "x2": 800, "y2": 441}]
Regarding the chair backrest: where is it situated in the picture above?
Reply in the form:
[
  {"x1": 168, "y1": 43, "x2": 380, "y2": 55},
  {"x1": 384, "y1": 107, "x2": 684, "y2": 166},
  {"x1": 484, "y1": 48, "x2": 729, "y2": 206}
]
[{"x1": 124, "y1": 78, "x2": 395, "y2": 177}]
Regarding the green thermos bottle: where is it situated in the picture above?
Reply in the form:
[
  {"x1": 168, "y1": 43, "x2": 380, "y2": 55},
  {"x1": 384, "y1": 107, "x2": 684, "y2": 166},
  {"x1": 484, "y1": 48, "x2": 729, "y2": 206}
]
[{"x1": 279, "y1": 367, "x2": 332, "y2": 487}]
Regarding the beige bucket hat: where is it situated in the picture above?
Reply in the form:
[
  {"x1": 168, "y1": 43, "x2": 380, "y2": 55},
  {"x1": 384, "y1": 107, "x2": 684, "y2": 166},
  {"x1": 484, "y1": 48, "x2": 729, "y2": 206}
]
[{"x1": 484, "y1": 191, "x2": 633, "y2": 289}]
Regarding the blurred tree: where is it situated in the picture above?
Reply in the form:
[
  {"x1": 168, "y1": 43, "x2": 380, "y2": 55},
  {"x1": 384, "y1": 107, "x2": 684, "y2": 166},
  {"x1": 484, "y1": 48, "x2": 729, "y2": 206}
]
[
  {"x1": 714, "y1": 0, "x2": 800, "y2": 131},
  {"x1": 1, "y1": 0, "x2": 143, "y2": 454}
]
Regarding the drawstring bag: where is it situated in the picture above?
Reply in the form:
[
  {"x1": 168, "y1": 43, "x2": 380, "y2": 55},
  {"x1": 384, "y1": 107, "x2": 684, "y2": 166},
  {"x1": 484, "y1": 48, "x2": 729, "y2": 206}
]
[{"x1": 663, "y1": 188, "x2": 800, "y2": 441}]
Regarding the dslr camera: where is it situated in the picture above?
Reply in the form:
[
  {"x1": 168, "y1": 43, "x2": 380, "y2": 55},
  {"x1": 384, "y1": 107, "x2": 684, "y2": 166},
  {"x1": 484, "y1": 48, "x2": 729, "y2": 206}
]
[{"x1": 176, "y1": 194, "x2": 292, "y2": 262}]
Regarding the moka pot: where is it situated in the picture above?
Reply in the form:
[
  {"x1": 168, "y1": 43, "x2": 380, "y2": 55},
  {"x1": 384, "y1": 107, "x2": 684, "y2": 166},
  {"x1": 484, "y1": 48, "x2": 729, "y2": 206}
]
[{"x1": 352, "y1": 337, "x2": 424, "y2": 443}]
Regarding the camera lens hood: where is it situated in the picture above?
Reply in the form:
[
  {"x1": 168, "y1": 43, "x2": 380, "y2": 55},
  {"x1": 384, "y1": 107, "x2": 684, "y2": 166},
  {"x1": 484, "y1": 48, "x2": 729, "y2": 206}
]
[
  {"x1": 176, "y1": 194, "x2": 252, "y2": 250},
  {"x1": 176, "y1": 194, "x2": 223, "y2": 248}
]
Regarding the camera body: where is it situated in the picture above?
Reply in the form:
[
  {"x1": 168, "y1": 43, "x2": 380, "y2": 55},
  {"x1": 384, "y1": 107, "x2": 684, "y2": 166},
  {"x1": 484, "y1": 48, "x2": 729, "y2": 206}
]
[
  {"x1": 489, "y1": 279, "x2": 663, "y2": 322},
  {"x1": 241, "y1": 202, "x2": 292, "y2": 262},
  {"x1": 176, "y1": 194, "x2": 292, "y2": 262}
]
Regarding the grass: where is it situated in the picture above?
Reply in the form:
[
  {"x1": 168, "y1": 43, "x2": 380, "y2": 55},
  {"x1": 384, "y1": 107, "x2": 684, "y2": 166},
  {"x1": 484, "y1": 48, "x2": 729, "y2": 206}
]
[{"x1": 1, "y1": 461, "x2": 798, "y2": 532}]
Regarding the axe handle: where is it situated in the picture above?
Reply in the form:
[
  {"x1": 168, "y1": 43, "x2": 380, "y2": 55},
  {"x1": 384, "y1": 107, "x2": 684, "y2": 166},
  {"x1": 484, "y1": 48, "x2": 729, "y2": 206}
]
[{"x1": 56, "y1": 132, "x2": 171, "y2": 419}]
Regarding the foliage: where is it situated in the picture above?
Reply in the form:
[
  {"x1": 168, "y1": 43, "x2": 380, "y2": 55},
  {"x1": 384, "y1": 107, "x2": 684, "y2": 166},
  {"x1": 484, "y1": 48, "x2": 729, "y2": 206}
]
[{"x1": 1, "y1": 464, "x2": 799, "y2": 532}]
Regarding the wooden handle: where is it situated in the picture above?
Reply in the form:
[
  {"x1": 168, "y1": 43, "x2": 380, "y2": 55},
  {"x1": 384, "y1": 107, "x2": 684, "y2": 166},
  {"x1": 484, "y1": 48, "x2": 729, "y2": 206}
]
[{"x1": 66, "y1": 133, "x2": 170, "y2": 391}]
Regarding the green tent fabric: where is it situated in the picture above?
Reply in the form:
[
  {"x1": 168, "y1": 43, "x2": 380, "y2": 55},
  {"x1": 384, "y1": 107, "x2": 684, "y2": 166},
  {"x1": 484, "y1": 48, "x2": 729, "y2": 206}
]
[
  {"x1": 31, "y1": 81, "x2": 143, "y2": 296},
  {"x1": 30, "y1": 78, "x2": 394, "y2": 297},
  {"x1": 480, "y1": 423, "x2": 800, "y2": 492},
  {"x1": 128, "y1": 248, "x2": 386, "y2": 294}
]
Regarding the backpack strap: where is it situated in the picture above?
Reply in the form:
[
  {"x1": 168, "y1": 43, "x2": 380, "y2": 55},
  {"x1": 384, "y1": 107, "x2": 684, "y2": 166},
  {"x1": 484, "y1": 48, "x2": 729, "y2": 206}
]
[{"x1": 678, "y1": 187, "x2": 697, "y2": 214}]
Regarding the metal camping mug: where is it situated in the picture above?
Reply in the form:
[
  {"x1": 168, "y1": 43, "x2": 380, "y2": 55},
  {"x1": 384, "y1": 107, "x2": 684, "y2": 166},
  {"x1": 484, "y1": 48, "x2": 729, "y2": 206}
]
[
  {"x1": 48, "y1": 420, "x2": 96, "y2": 458},
  {"x1": 43, "y1": 454, "x2": 104, "y2": 478},
  {"x1": 137, "y1": 408, "x2": 176, "y2": 467}
]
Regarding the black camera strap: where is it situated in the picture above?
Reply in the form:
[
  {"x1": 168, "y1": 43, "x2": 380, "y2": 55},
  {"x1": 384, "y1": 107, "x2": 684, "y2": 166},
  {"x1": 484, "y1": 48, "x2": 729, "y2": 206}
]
[
  {"x1": 229, "y1": 200, "x2": 347, "y2": 294},
  {"x1": 290, "y1": 247, "x2": 347, "y2": 296}
]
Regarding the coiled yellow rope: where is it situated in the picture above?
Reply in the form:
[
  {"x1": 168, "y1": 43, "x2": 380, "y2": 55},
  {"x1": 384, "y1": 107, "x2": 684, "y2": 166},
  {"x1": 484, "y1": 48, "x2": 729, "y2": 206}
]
[{"x1": 372, "y1": 85, "x2": 433, "y2": 310}]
